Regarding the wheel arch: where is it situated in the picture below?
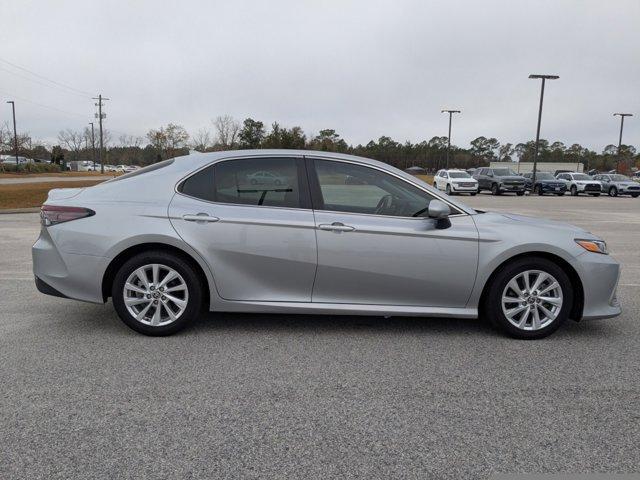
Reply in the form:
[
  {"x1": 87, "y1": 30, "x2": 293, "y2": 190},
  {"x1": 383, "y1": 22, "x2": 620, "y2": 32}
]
[
  {"x1": 101, "y1": 242, "x2": 212, "y2": 308},
  {"x1": 478, "y1": 251, "x2": 584, "y2": 321}
]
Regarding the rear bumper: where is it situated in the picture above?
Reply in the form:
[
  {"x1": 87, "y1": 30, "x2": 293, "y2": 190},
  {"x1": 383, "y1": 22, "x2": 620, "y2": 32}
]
[{"x1": 32, "y1": 226, "x2": 109, "y2": 304}]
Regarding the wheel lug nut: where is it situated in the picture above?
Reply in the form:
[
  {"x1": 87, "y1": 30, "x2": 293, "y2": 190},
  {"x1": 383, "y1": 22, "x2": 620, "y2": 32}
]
[
  {"x1": 161, "y1": 295, "x2": 166, "y2": 300},
  {"x1": 150, "y1": 286, "x2": 155, "y2": 291},
  {"x1": 146, "y1": 294, "x2": 151, "y2": 299},
  {"x1": 153, "y1": 300, "x2": 158, "y2": 304}
]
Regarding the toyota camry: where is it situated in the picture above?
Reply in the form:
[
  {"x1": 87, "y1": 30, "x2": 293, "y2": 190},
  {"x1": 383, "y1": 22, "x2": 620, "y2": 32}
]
[{"x1": 33, "y1": 150, "x2": 621, "y2": 338}]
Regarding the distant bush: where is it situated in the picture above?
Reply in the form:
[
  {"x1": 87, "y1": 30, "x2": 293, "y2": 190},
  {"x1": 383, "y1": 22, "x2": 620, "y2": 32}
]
[{"x1": 1, "y1": 163, "x2": 61, "y2": 174}]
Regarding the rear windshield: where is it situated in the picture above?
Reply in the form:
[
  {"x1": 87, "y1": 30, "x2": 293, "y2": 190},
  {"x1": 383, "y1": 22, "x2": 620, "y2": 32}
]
[
  {"x1": 536, "y1": 173, "x2": 555, "y2": 180},
  {"x1": 493, "y1": 169, "x2": 516, "y2": 176},
  {"x1": 106, "y1": 159, "x2": 174, "y2": 183}
]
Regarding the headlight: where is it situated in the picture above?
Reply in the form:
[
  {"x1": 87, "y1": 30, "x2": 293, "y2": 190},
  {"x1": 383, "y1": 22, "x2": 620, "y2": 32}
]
[{"x1": 575, "y1": 239, "x2": 608, "y2": 255}]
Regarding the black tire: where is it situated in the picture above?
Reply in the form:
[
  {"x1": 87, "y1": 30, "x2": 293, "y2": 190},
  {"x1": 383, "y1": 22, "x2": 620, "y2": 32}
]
[
  {"x1": 516, "y1": 191, "x2": 525, "y2": 196},
  {"x1": 590, "y1": 193, "x2": 600, "y2": 197},
  {"x1": 536, "y1": 185, "x2": 544, "y2": 196},
  {"x1": 483, "y1": 256, "x2": 573, "y2": 339},
  {"x1": 570, "y1": 185, "x2": 578, "y2": 196},
  {"x1": 433, "y1": 182, "x2": 438, "y2": 189},
  {"x1": 555, "y1": 192, "x2": 564, "y2": 196},
  {"x1": 491, "y1": 183, "x2": 500, "y2": 195},
  {"x1": 470, "y1": 192, "x2": 477, "y2": 196},
  {"x1": 446, "y1": 184, "x2": 452, "y2": 195},
  {"x1": 608, "y1": 187, "x2": 618, "y2": 197},
  {"x1": 112, "y1": 251, "x2": 203, "y2": 336},
  {"x1": 632, "y1": 194, "x2": 639, "y2": 198}
]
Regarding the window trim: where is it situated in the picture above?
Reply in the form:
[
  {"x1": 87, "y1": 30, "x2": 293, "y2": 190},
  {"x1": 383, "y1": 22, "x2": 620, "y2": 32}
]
[
  {"x1": 305, "y1": 156, "x2": 465, "y2": 219},
  {"x1": 175, "y1": 154, "x2": 312, "y2": 211}
]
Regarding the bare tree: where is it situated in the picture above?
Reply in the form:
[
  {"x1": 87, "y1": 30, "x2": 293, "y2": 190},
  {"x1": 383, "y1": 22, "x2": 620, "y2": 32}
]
[
  {"x1": 190, "y1": 128, "x2": 213, "y2": 151},
  {"x1": 212, "y1": 115, "x2": 240, "y2": 149},
  {"x1": 0, "y1": 122, "x2": 12, "y2": 152},
  {"x1": 118, "y1": 134, "x2": 143, "y2": 148},
  {"x1": 58, "y1": 129, "x2": 85, "y2": 161},
  {"x1": 146, "y1": 123, "x2": 189, "y2": 160}
]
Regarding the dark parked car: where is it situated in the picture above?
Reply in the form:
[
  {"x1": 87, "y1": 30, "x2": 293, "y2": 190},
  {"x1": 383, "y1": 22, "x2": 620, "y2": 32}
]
[
  {"x1": 522, "y1": 172, "x2": 567, "y2": 196},
  {"x1": 473, "y1": 167, "x2": 526, "y2": 195}
]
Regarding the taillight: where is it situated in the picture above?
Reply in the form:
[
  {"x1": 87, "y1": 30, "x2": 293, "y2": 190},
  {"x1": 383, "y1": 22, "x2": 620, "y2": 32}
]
[{"x1": 40, "y1": 205, "x2": 95, "y2": 226}]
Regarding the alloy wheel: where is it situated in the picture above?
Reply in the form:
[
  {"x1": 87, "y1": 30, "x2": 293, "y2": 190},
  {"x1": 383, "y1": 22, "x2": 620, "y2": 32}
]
[
  {"x1": 123, "y1": 263, "x2": 189, "y2": 326},
  {"x1": 501, "y1": 270, "x2": 563, "y2": 331}
]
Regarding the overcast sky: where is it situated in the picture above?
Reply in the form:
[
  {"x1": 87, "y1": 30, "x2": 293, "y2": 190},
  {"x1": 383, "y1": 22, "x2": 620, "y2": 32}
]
[{"x1": 2, "y1": 0, "x2": 638, "y2": 151}]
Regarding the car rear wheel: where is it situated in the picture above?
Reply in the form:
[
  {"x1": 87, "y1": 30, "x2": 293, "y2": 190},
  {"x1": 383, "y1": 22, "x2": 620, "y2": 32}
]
[
  {"x1": 632, "y1": 194, "x2": 639, "y2": 198},
  {"x1": 112, "y1": 251, "x2": 203, "y2": 336},
  {"x1": 516, "y1": 191, "x2": 525, "y2": 196},
  {"x1": 536, "y1": 185, "x2": 544, "y2": 196},
  {"x1": 608, "y1": 187, "x2": 618, "y2": 197},
  {"x1": 483, "y1": 257, "x2": 573, "y2": 339},
  {"x1": 570, "y1": 185, "x2": 578, "y2": 196}
]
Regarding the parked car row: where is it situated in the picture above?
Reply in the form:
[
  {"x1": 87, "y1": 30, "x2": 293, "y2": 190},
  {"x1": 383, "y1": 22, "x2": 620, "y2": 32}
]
[{"x1": 435, "y1": 168, "x2": 639, "y2": 198}]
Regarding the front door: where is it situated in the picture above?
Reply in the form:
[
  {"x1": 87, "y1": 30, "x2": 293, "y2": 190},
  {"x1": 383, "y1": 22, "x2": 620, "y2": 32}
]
[
  {"x1": 308, "y1": 158, "x2": 478, "y2": 307},
  {"x1": 169, "y1": 156, "x2": 317, "y2": 302}
]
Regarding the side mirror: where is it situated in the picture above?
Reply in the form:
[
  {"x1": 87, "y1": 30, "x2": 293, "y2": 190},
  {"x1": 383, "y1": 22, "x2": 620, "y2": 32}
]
[
  {"x1": 428, "y1": 199, "x2": 451, "y2": 219},
  {"x1": 428, "y1": 200, "x2": 451, "y2": 229}
]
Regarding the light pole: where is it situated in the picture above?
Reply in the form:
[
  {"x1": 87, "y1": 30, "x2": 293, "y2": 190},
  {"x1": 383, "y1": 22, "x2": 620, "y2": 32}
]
[
  {"x1": 441, "y1": 109, "x2": 460, "y2": 169},
  {"x1": 613, "y1": 113, "x2": 632, "y2": 173},
  {"x1": 6, "y1": 101, "x2": 18, "y2": 166},
  {"x1": 528, "y1": 74, "x2": 559, "y2": 185}
]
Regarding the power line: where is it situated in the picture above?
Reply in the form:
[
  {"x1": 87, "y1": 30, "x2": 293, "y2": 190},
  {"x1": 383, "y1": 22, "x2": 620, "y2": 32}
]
[
  {"x1": 0, "y1": 56, "x2": 93, "y2": 97},
  {"x1": 0, "y1": 65, "x2": 91, "y2": 99},
  {"x1": 0, "y1": 89, "x2": 87, "y2": 118}
]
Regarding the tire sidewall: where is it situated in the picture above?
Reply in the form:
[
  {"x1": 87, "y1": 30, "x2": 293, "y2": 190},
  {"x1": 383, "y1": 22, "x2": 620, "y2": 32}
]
[
  {"x1": 484, "y1": 257, "x2": 573, "y2": 339},
  {"x1": 112, "y1": 251, "x2": 203, "y2": 336}
]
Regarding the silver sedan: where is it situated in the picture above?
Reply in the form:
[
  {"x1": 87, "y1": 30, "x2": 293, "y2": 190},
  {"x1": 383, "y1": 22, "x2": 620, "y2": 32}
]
[{"x1": 33, "y1": 150, "x2": 621, "y2": 339}]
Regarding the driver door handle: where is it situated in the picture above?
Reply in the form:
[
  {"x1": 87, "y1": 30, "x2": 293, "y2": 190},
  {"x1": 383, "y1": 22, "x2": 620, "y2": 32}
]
[
  {"x1": 183, "y1": 213, "x2": 220, "y2": 223},
  {"x1": 318, "y1": 222, "x2": 355, "y2": 232}
]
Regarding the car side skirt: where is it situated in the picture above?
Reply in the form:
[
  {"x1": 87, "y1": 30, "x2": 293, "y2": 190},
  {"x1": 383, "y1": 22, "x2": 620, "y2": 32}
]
[{"x1": 210, "y1": 300, "x2": 478, "y2": 318}]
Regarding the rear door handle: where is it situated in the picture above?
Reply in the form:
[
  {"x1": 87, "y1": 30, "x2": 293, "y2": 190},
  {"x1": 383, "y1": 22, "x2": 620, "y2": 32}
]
[
  {"x1": 318, "y1": 222, "x2": 355, "y2": 232},
  {"x1": 183, "y1": 213, "x2": 220, "y2": 223}
]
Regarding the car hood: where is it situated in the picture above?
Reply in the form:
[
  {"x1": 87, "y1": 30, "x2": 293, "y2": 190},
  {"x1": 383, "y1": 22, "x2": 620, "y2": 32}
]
[
  {"x1": 536, "y1": 179, "x2": 565, "y2": 185},
  {"x1": 474, "y1": 211, "x2": 593, "y2": 237}
]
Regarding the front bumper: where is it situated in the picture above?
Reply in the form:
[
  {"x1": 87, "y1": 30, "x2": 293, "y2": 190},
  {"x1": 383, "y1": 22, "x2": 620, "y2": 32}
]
[
  {"x1": 451, "y1": 183, "x2": 478, "y2": 192},
  {"x1": 576, "y1": 183, "x2": 601, "y2": 193},
  {"x1": 540, "y1": 184, "x2": 567, "y2": 193},
  {"x1": 575, "y1": 251, "x2": 621, "y2": 320},
  {"x1": 499, "y1": 183, "x2": 525, "y2": 192}
]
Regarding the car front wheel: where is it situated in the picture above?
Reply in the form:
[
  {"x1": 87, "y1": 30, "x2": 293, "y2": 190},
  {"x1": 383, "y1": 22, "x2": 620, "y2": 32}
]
[
  {"x1": 608, "y1": 187, "x2": 618, "y2": 197},
  {"x1": 491, "y1": 183, "x2": 500, "y2": 195},
  {"x1": 112, "y1": 251, "x2": 203, "y2": 336},
  {"x1": 483, "y1": 257, "x2": 573, "y2": 339},
  {"x1": 570, "y1": 185, "x2": 578, "y2": 196},
  {"x1": 446, "y1": 184, "x2": 452, "y2": 195}
]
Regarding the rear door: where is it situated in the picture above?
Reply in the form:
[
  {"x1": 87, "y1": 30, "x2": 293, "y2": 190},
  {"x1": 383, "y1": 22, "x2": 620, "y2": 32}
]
[
  {"x1": 307, "y1": 157, "x2": 478, "y2": 307},
  {"x1": 169, "y1": 156, "x2": 318, "y2": 302}
]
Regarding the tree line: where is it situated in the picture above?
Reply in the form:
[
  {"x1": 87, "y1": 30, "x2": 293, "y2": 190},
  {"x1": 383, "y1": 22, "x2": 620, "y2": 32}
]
[{"x1": 1, "y1": 115, "x2": 638, "y2": 173}]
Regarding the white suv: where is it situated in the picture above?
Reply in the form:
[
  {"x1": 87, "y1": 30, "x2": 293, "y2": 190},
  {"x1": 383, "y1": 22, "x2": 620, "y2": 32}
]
[
  {"x1": 434, "y1": 169, "x2": 478, "y2": 195},
  {"x1": 555, "y1": 172, "x2": 602, "y2": 196}
]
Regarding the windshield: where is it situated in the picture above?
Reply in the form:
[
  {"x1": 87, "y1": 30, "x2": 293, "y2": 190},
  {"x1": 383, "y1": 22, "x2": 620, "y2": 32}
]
[
  {"x1": 536, "y1": 173, "x2": 555, "y2": 180},
  {"x1": 573, "y1": 174, "x2": 592, "y2": 180},
  {"x1": 493, "y1": 169, "x2": 517, "y2": 176},
  {"x1": 449, "y1": 171, "x2": 471, "y2": 178},
  {"x1": 610, "y1": 175, "x2": 630, "y2": 181}
]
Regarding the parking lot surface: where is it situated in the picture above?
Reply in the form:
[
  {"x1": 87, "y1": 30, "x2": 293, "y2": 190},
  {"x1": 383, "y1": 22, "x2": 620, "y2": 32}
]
[{"x1": 1, "y1": 194, "x2": 639, "y2": 479}]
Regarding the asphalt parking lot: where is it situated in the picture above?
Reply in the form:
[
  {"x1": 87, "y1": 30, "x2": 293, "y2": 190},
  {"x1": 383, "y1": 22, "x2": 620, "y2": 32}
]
[{"x1": 1, "y1": 194, "x2": 639, "y2": 479}]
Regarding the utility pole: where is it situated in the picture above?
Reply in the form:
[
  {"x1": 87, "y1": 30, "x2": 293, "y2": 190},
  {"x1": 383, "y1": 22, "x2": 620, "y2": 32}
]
[
  {"x1": 89, "y1": 122, "x2": 96, "y2": 167},
  {"x1": 441, "y1": 109, "x2": 461, "y2": 169},
  {"x1": 92, "y1": 94, "x2": 109, "y2": 174},
  {"x1": 6, "y1": 101, "x2": 18, "y2": 166},
  {"x1": 528, "y1": 74, "x2": 559, "y2": 185},
  {"x1": 613, "y1": 113, "x2": 632, "y2": 173}
]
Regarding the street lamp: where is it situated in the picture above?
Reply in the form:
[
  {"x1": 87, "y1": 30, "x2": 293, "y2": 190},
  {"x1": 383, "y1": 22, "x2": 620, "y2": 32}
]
[
  {"x1": 441, "y1": 109, "x2": 461, "y2": 169},
  {"x1": 528, "y1": 74, "x2": 559, "y2": 184},
  {"x1": 613, "y1": 113, "x2": 632, "y2": 173},
  {"x1": 6, "y1": 101, "x2": 18, "y2": 166}
]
